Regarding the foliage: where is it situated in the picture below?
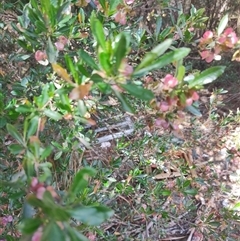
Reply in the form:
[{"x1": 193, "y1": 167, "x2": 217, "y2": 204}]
[{"x1": 0, "y1": 0, "x2": 240, "y2": 240}]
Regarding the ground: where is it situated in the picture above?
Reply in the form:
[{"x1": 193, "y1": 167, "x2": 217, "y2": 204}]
[{"x1": 1, "y1": 5, "x2": 240, "y2": 241}]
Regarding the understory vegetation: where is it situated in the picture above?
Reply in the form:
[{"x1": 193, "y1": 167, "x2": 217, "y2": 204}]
[{"x1": 1, "y1": 0, "x2": 240, "y2": 240}]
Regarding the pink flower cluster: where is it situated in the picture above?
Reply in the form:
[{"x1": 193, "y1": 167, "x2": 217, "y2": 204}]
[
  {"x1": 114, "y1": 0, "x2": 135, "y2": 25},
  {"x1": 119, "y1": 59, "x2": 133, "y2": 77},
  {"x1": 30, "y1": 177, "x2": 58, "y2": 200},
  {"x1": 31, "y1": 227, "x2": 43, "y2": 241},
  {"x1": 199, "y1": 28, "x2": 238, "y2": 63},
  {"x1": 34, "y1": 50, "x2": 48, "y2": 66},
  {"x1": 34, "y1": 36, "x2": 68, "y2": 65},
  {"x1": 157, "y1": 74, "x2": 199, "y2": 113},
  {"x1": 0, "y1": 215, "x2": 13, "y2": 227},
  {"x1": 54, "y1": 36, "x2": 68, "y2": 51},
  {"x1": 146, "y1": 74, "x2": 199, "y2": 130}
]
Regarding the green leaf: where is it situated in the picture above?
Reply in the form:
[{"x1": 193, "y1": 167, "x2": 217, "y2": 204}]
[
  {"x1": 185, "y1": 105, "x2": 202, "y2": 117},
  {"x1": 232, "y1": 202, "x2": 240, "y2": 211},
  {"x1": 99, "y1": 52, "x2": 112, "y2": 75},
  {"x1": 40, "y1": 146, "x2": 53, "y2": 160},
  {"x1": 78, "y1": 49, "x2": 99, "y2": 70},
  {"x1": 217, "y1": 14, "x2": 228, "y2": 36},
  {"x1": 90, "y1": 14, "x2": 106, "y2": 50},
  {"x1": 0, "y1": 117, "x2": 7, "y2": 128},
  {"x1": 98, "y1": 0, "x2": 106, "y2": 10},
  {"x1": 20, "y1": 218, "x2": 42, "y2": 234},
  {"x1": 22, "y1": 201, "x2": 36, "y2": 219},
  {"x1": 187, "y1": 66, "x2": 226, "y2": 88},
  {"x1": 91, "y1": 73, "x2": 104, "y2": 83},
  {"x1": 16, "y1": 105, "x2": 33, "y2": 113},
  {"x1": 113, "y1": 33, "x2": 128, "y2": 71},
  {"x1": 155, "y1": 16, "x2": 162, "y2": 39},
  {"x1": 112, "y1": 88, "x2": 134, "y2": 113},
  {"x1": 6, "y1": 124, "x2": 25, "y2": 146},
  {"x1": 27, "y1": 194, "x2": 45, "y2": 208},
  {"x1": 69, "y1": 167, "x2": 97, "y2": 195},
  {"x1": 27, "y1": 116, "x2": 39, "y2": 139},
  {"x1": 54, "y1": 151, "x2": 62, "y2": 160},
  {"x1": 176, "y1": 65, "x2": 185, "y2": 81},
  {"x1": 65, "y1": 55, "x2": 79, "y2": 83},
  {"x1": 133, "y1": 47, "x2": 190, "y2": 77},
  {"x1": 120, "y1": 84, "x2": 154, "y2": 101},
  {"x1": 41, "y1": 221, "x2": 66, "y2": 241},
  {"x1": 161, "y1": 189, "x2": 171, "y2": 196},
  {"x1": 35, "y1": 20, "x2": 47, "y2": 33},
  {"x1": 23, "y1": 156, "x2": 35, "y2": 178},
  {"x1": 8, "y1": 144, "x2": 25, "y2": 155},
  {"x1": 43, "y1": 109, "x2": 62, "y2": 121},
  {"x1": 77, "y1": 64, "x2": 91, "y2": 77},
  {"x1": 136, "y1": 39, "x2": 172, "y2": 70},
  {"x1": 66, "y1": 226, "x2": 89, "y2": 241},
  {"x1": 69, "y1": 205, "x2": 114, "y2": 226},
  {"x1": 46, "y1": 37, "x2": 58, "y2": 63},
  {"x1": 183, "y1": 188, "x2": 198, "y2": 195}
]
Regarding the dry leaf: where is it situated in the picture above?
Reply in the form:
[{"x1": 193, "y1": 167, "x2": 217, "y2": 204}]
[
  {"x1": 39, "y1": 117, "x2": 47, "y2": 132},
  {"x1": 52, "y1": 63, "x2": 72, "y2": 83},
  {"x1": 108, "y1": 96, "x2": 118, "y2": 106},
  {"x1": 153, "y1": 171, "x2": 181, "y2": 180},
  {"x1": 86, "y1": 118, "x2": 96, "y2": 126},
  {"x1": 69, "y1": 83, "x2": 92, "y2": 100},
  {"x1": 29, "y1": 136, "x2": 41, "y2": 144}
]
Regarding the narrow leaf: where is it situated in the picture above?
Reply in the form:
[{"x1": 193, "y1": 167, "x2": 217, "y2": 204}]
[
  {"x1": 120, "y1": 84, "x2": 154, "y2": 101},
  {"x1": 90, "y1": 15, "x2": 106, "y2": 50},
  {"x1": 133, "y1": 48, "x2": 190, "y2": 77},
  {"x1": 6, "y1": 124, "x2": 25, "y2": 146},
  {"x1": 136, "y1": 39, "x2": 173, "y2": 70},
  {"x1": 78, "y1": 50, "x2": 99, "y2": 70},
  {"x1": 188, "y1": 66, "x2": 225, "y2": 88},
  {"x1": 46, "y1": 37, "x2": 58, "y2": 63},
  {"x1": 43, "y1": 109, "x2": 62, "y2": 121},
  {"x1": 112, "y1": 88, "x2": 134, "y2": 113},
  {"x1": 99, "y1": 52, "x2": 112, "y2": 75},
  {"x1": 217, "y1": 14, "x2": 228, "y2": 36},
  {"x1": 69, "y1": 167, "x2": 97, "y2": 195},
  {"x1": 113, "y1": 33, "x2": 128, "y2": 71}
]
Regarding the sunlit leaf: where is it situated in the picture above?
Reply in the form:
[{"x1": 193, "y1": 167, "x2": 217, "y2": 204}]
[
  {"x1": 176, "y1": 65, "x2": 185, "y2": 81},
  {"x1": 113, "y1": 33, "x2": 128, "y2": 71},
  {"x1": 232, "y1": 202, "x2": 240, "y2": 211},
  {"x1": 99, "y1": 52, "x2": 112, "y2": 75},
  {"x1": 136, "y1": 39, "x2": 172, "y2": 70},
  {"x1": 133, "y1": 48, "x2": 190, "y2": 77},
  {"x1": 217, "y1": 14, "x2": 228, "y2": 36},
  {"x1": 65, "y1": 55, "x2": 79, "y2": 83},
  {"x1": 90, "y1": 14, "x2": 106, "y2": 50},
  {"x1": 187, "y1": 66, "x2": 225, "y2": 88},
  {"x1": 52, "y1": 63, "x2": 72, "y2": 83}
]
